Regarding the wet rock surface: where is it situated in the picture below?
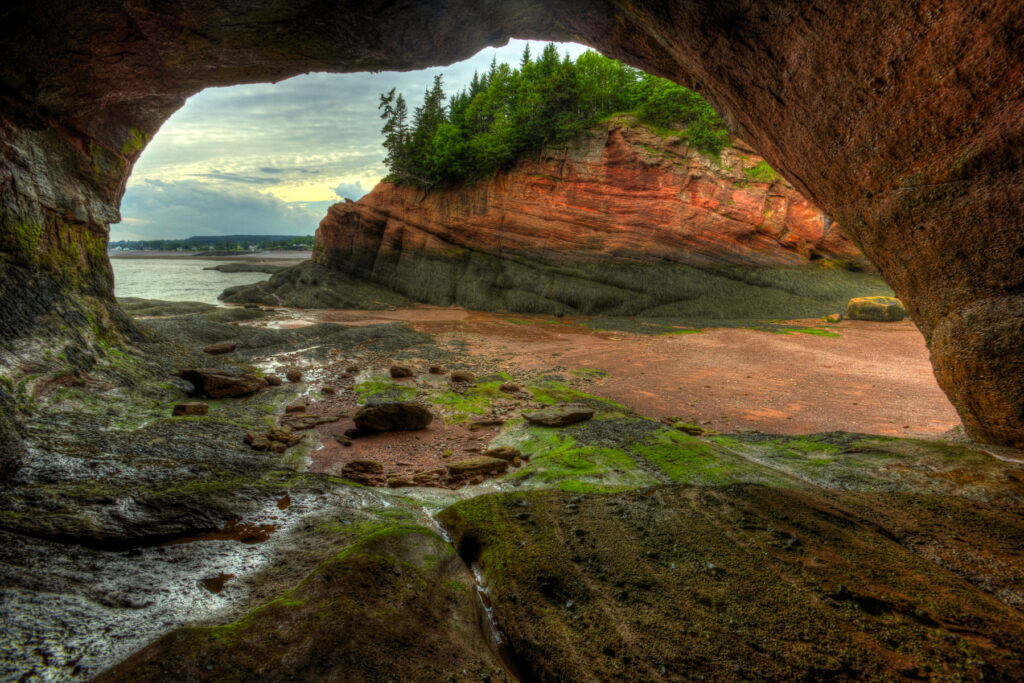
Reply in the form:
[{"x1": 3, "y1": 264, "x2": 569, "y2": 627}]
[
  {"x1": 440, "y1": 484, "x2": 1024, "y2": 681},
  {"x1": 98, "y1": 528, "x2": 510, "y2": 683},
  {"x1": 5, "y1": 300, "x2": 1024, "y2": 681}
]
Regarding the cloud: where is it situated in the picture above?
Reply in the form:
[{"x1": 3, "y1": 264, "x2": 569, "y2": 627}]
[
  {"x1": 334, "y1": 181, "x2": 368, "y2": 201},
  {"x1": 114, "y1": 179, "x2": 321, "y2": 240},
  {"x1": 122, "y1": 39, "x2": 590, "y2": 238}
]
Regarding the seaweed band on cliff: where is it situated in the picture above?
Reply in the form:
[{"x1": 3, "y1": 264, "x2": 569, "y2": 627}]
[{"x1": 225, "y1": 46, "x2": 891, "y2": 318}]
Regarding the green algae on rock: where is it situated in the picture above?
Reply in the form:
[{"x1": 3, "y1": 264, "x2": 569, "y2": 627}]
[
  {"x1": 439, "y1": 485, "x2": 1024, "y2": 681},
  {"x1": 98, "y1": 526, "x2": 511, "y2": 683}
]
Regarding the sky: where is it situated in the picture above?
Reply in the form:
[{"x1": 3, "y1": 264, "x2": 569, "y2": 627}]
[{"x1": 115, "y1": 39, "x2": 590, "y2": 241}]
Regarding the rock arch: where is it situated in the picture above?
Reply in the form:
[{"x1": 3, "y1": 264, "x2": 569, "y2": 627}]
[{"x1": 1, "y1": 1, "x2": 1022, "y2": 445}]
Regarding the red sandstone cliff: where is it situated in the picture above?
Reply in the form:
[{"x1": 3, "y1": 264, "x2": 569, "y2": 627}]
[
  {"x1": 216, "y1": 116, "x2": 891, "y2": 317},
  {"x1": 315, "y1": 117, "x2": 869, "y2": 275}
]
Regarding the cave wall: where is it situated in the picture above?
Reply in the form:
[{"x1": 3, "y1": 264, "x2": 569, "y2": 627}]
[{"x1": 0, "y1": 1, "x2": 1022, "y2": 445}]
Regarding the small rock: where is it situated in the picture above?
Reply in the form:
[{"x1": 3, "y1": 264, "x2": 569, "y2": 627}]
[
  {"x1": 469, "y1": 417, "x2": 505, "y2": 431},
  {"x1": 446, "y1": 456, "x2": 508, "y2": 480},
  {"x1": 280, "y1": 413, "x2": 342, "y2": 430},
  {"x1": 484, "y1": 445, "x2": 522, "y2": 462},
  {"x1": 269, "y1": 440, "x2": 288, "y2": 453},
  {"x1": 177, "y1": 368, "x2": 267, "y2": 398},
  {"x1": 344, "y1": 427, "x2": 371, "y2": 439},
  {"x1": 450, "y1": 370, "x2": 476, "y2": 384},
  {"x1": 390, "y1": 365, "x2": 414, "y2": 378},
  {"x1": 387, "y1": 475, "x2": 417, "y2": 488},
  {"x1": 267, "y1": 426, "x2": 291, "y2": 442},
  {"x1": 285, "y1": 369, "x2": 303, "y2": 383},
  {"x1": 285, "y1": 402, "x2": 307, "y2": 414},
  {"x1": 172, "y1": 402, "x2": 208, "y2": 417},
  {"x1": 672, "y1": 421, "x2": 705, "y2": 436},
  {"x1": 522, "y1": 404, "x2": 595, "y2": 427},
  {"x1": 202, "y1": 342, "x2": 237, "y2": 355},
  {"x1": 334, "y1": 435, "x2": 353, "y2": 447},
  {"x1": 844, "y1": 296, "x2": 907, "y2": 322},
  {"x1": 412, "y1": 468, "x2": 447, "y2": 486},
  {"x1": 265, "y1": 374, "x2": 283, "y2": 386},
  {"x1": 353, "y1": 402, "x2": 433, "y2": 432},
  {"x1": 346, "y1": 365, "x2": 360, "y2": 373},
  {"x1": 321, "y1": 386, "x2": 336, "y2": 395},
  {"x1": 512, "y1": 456, "x2": 523, "y2": 467},
  {"x1": 499, "y1": 382, "x2": 521, "y2": 393},
  {"x1": 429, "y1": 365, "x2": 444, "y2": 374},
  {"x1": 248, "y1": 435, "x2": 271, "y2": 451},
  {"x1": 342, "y1": 459, "x2": 386, "y2": 486}
]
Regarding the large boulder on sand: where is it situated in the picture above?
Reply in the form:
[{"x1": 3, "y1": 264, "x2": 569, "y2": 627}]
[
  {"x1": 353, "y1": 402, "x2": 433, "y2": 432},
  {"x1": 845, "y1": 296, "x2": 907, "y2": 322},
  {"x1": 177, "y1": 369, "x2": 267, "y2": 398}
]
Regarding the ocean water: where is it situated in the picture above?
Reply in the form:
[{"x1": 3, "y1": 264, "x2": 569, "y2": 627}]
[{"x1": 111, "y1": 259, "x2": 271, "y2": 305}]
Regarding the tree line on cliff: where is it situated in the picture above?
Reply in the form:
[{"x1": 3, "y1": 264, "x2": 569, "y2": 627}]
[{"x1": 378, "y1": 44, "x2": 731, "y2": 190}]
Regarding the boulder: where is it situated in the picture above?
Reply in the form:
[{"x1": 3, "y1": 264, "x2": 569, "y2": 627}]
[
  {"x1": 202, "y1": 342, "x2": 237, "y2": 355},
  {"x1": 390, "y1": 365, "x2": 414, "y2": 378},
  {"x1": 171, "y1": 402, "x2": 208, "y2": 417},
  {"x1": 522, "y1": 404, "x2": 595, "y2": 427},
  {"x1": 446, "y1": 456, "x2": 508, "y2": 480},
  {"x1": 341, "y1": 459, "x2": 386, "y2": 486},
  {"x1": 353, "y1": 403, "x2": 434, "y2": 432},
  {"x1": 177, "y1": 369, "x2": 267, "y2": 398},
  {"x1": 844, "y1": 296, "x2": 907, "y2": 322}
]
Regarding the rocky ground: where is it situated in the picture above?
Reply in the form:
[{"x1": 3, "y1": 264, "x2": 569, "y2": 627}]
[{"x1": 3, "y1": 300, "x2": 1023, "y2": 681}]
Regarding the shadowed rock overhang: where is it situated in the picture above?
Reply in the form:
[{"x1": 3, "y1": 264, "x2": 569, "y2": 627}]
[{"x1": 0, "y1": 1, "x2": 1022, "y2": 445}]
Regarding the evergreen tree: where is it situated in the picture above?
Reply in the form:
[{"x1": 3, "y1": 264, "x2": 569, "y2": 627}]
[{"x1": 377, "y1": 46, "x2": 730, "y2": 189}]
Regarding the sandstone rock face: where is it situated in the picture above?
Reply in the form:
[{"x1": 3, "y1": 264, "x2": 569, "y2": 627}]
[
  {"x1": 0, "y1": 3, "x2": 1022, "y2": 444},
  {"x1": 309, "y1": 119, "x2": 871, "y2": 317}
]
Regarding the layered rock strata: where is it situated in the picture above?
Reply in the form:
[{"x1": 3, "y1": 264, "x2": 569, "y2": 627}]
[
  {"x1": 0, "y1": 2, "x2": 1022, "y2": 444},
  {"x1": 291, "y1": 119, "x2": 877, "y2": 318}
]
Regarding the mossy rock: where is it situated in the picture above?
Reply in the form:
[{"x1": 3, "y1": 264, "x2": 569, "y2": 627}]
[
  {"x1": 439, "y1": 485, "x2": 1024, "y2": 681},
  {"x1": 99, "y1": 526, "x2": 511, "y2": 682},
  {"x1": 844, "y1": 295, "x2": 907, "y2": 321}
]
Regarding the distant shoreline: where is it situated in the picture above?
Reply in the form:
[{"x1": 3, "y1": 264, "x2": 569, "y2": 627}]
[{"x1": 108, "y1": 249, "x2": 312, "y2": 265}]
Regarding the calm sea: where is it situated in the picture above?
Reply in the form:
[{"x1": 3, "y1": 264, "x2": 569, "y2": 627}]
[{"x1": 110, "y1": 259, "x2": 271, "y2": 305}]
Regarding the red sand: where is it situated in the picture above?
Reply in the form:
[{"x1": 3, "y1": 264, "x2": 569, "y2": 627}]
[{"x1": 263, "y1": 307, "x2": 961, "y2": 440}]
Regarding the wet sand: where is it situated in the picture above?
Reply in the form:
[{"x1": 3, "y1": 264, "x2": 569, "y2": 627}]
[{"x1": 254, "y1": 306, "x2": 961, "y2": 439}]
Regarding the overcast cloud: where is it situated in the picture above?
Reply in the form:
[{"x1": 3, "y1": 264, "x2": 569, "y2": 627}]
[{"x1": 115, "y1": 39, "x2": 589, "y2": 241}]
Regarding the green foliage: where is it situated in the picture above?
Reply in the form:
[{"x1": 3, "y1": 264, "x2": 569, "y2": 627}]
[
  {"x1": 380, "y1": 45, "x2": 731, "y2": 188},
  {"x1": 745, "y1": 160, "x2": 779, "y2": 182},
  {"x1": 108, "y1": 235, "x2": 314, "y2": 252}
]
